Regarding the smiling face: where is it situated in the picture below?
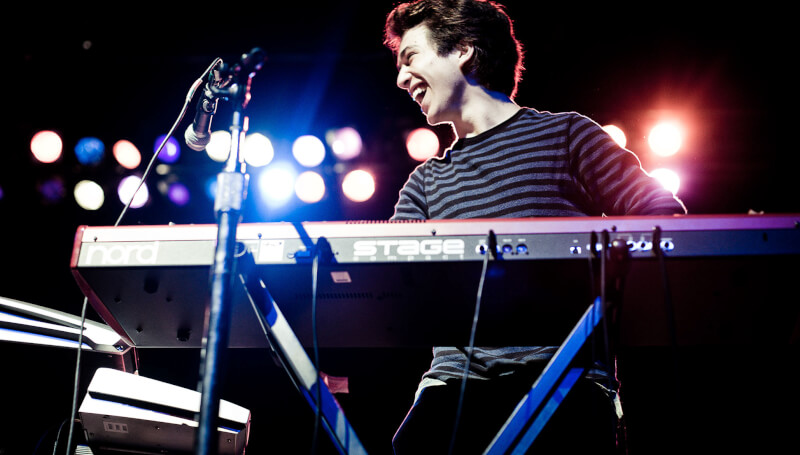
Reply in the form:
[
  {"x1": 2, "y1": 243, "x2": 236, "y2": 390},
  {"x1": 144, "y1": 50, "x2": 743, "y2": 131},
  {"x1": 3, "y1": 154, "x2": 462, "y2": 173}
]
[{"x1": 395, "y1": 24, "x2": 471, "y2": 126}]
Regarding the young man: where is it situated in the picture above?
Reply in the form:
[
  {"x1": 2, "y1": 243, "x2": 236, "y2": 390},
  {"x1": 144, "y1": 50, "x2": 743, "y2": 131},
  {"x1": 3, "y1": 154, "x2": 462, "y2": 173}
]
[{"x1": 384, "y1": 1, "x2": 686, "y2": 454}]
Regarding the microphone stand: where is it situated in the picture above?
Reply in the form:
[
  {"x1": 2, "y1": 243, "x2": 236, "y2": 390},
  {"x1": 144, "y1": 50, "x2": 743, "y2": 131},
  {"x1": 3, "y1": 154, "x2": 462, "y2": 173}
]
[{"x1": 194, "y1": 49, "x2": 265, "y2": 455}]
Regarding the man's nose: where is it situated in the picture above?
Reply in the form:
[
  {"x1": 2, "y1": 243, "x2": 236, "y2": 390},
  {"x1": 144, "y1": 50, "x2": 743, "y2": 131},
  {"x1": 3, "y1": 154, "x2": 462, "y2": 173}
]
[{"x1": 396, "y1": 66, "x2": 411, "y2": 90}]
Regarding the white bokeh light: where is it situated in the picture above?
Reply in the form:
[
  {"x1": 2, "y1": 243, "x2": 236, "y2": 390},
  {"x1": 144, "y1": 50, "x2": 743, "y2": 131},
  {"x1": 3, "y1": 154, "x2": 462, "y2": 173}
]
[
  {"x1": 117, "y1": 175, "x2": 149, "y2": 208},
  {"x1": 30, "y1": 130, "x2": 63, "y2": 163},
  {"x1": 602, "y1": 124, "x2": 627, "y2": 148},
  {"x1": 74, "y1": 180, "x2": 105, "y2": 210},
  {"x1": 292, "y1": 135, "x2": 326, "y2": 167},
  {"x1": 244, "y1": 133, "x2": 275, "y2": 167},
  {"x1": 406, "y1": 128, "x2": 439, "y2": 161},
  {"x1": 648, "y1": 122, "x2": 683, "y2": 157},
  {"x1": 113, "y1": 140, "x2": 142, "y2": 169},
  {"x1": 649, "y1": 168, "x2": 681, "y2": 195},
  {"x1": 328, "y1": 127, "x2": 363, "y2": 160},
  {"x1": 206, "y1": 130, "x2": 231, "y2": 162},
  {"x1": 258, "y1": 165, "x2": 296, "y2": 205},
  {"x1": 295, "y1": 171, "x2": 326, "y2": 203},
  {"x1": 341, "y1": 169, "x2": 375, "y2": 202}
]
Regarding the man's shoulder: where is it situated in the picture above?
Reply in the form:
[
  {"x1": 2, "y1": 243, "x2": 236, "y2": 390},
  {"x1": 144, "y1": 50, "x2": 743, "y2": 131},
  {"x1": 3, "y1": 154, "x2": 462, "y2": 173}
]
[
  {"x1": 518, "y1": 109, "x2": 605, "y2": 138},
  {"x1": 510, "y1": 108, "x2": 597, "y2": 137},
  {"x1": 520, "y1": 107, "x2": 587, "y2": 122},
  {"x1": 406, "y1": 152, "x2": 450, "y2": 178}
]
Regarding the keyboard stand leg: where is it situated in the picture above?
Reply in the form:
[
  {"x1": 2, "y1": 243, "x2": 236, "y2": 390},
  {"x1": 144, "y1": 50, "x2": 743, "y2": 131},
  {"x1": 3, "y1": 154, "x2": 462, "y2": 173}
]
[
  {"x1": 484, "y1": 297, "x2": 605, "y2": 455},
  {"x1": 238, "y1": 270, "x2": 368, "y2": 455}
]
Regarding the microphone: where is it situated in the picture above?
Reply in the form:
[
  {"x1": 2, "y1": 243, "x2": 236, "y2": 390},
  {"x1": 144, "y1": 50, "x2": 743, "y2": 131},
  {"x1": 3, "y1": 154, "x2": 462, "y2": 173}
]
[
  {"x1": 185, "y1": 67, "x2": 223, "y2": 151},
  {"x1": 184, "y1": 50, "x2": 265, "y2": 151}
]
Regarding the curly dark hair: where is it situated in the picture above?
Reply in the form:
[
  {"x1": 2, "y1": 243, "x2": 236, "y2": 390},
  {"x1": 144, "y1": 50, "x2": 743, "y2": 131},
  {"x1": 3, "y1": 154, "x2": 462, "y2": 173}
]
[{"x1": 384, "y1": 0, "x2": 525, "y2": 99}]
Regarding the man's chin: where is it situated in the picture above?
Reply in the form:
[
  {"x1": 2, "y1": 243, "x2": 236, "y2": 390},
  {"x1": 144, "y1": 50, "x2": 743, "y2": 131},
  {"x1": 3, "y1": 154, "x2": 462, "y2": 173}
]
[
  {"x1": 423, "y1": 110, "x2": 443, "y2": 126},
  {"x1": 426, "y1": 116, "x2": 452, "y2": 129},
  {"x1": 423, "y1": 106, "x2": 456, "y2": 128}
]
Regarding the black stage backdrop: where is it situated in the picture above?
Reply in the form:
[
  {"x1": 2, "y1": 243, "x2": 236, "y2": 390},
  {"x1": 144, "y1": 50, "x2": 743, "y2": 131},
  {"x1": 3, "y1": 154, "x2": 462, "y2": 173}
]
[{"x1": 2, "y1": 2, "x2": 798, "y2": 454}]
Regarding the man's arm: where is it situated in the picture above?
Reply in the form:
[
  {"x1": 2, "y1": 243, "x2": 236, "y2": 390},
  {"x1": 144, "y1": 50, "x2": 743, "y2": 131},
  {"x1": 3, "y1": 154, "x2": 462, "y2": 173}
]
[
  {"x1": 391, "y1": 167, "x2": 430, "y2": 220},
  {"x1": 568, "y1": 114, "x2": 687, "y2": 216}
]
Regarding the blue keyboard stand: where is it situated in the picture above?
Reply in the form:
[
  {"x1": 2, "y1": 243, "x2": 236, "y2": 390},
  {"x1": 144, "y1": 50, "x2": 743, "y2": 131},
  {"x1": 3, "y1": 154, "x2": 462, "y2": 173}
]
[
  {"x1": 239, "y1": 267, "x2": 368, "y2": 455},
  {"x1": 484, "y1": 297, "x2": 606, "y2": 455}
]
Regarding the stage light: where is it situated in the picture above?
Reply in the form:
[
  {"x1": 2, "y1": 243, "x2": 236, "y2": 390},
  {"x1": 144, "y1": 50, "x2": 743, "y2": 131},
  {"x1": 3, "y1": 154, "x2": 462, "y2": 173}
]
[
  {"x1": 328, "y1": 127, "x2": 362, "y2": 160},
  {"x1": 74, "y1": 180, "x2": 105, "y2": 211},
  {"x1": 205, "y1": 176, "x2": 217, "y2": 201},
  {"x1": 206, "y1": 130, "x2": 231, "y2": 162},
  {"x1": 295, "y1": 171, "x2": 326, "y2": 203},
  {"x1": 648, "y1": 122, "x2": 683, "y2": 157},
  {"x1": 292, "y1": 135, "x2": 326, "y2": 167},
  {"x1": 154, "y1": 135, "x2": 181, "y2": 163},
  {"x1": 75, "y1": 137, "x2": 105, "y2": 166},
  {"x1": 649, "y1": 168, "x2": 681, "y2": 195},
  {"x1": 30, "y1": 130, "x2": 63, "y2": 163},
  {"x1": 406, "y1": 127, "x2": 439, "y2": 161},
  {"x1": 113, "y1": 140, "x2": 142, "y2": 169},
  {"x1": 155, "y1": 164, "x2": 171, "y2": 176},
  {"x1": 258, "y1": 164, "x2": 296, "y2": 205},
  {"x1": 117, "y1": 175, "x2": 149, "y2": 209},
  {"x1": 602, "y1": 124, "x2": 627, "y2": 148},
  {"x1": 167, "y1": 182, "x2": 190, "y2": 206},
  {"x1": 38, "y1": 176, "x2": 66, "y2": 203},
  {"x1": 243, "y1": 133, "x2": 274, "y2": 168},
  {"x1": 341, "y1": 169, "x2": 375, "y2": 202}
]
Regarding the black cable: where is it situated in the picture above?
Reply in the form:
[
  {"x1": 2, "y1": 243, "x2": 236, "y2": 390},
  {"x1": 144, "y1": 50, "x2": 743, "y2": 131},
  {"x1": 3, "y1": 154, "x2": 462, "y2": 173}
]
[
  {"x1": 652, "y1": 227, "x2": 678, "y2": 349},
  {"x1": 587, "y1": 231, "x2": 629, "y2": 446},
  {"x1": 64, "y1": 58, "x2": 222, "y2": 455},
  {"x1": 587, "y1": 231, "x2": 598, "y2": 302},
  {"x1": 63, "y1": 296, "x2": 88, "y2": 455},
  {"x1": 587, "y1": 232, "x2": 612, "y2": 383},
  {"x1": 242, "y1": 275, "x2": 297, "y2": 382},
  {"x1": 593, "y1": 231, "x2": 622, "y2": 446},
  {"x1": 448, "y1": 230, "x2": 495, "y2": 455},
  {"x1": 652, "y1": 226, "x2": 680, "y2": 395},
  {"x1": 588, "y1": 231, "x2": 599, "y2": 385},
  {"x1": 599, "y1": 231, "x2": 613, "y2": 389},
  {"x1": 310, "y1": 248, "x2": 322, "y2": 455},
  {"x1": 115, "y1": 57, "x2": 222, "y2": 227},
  {"x1": 50, "y1": 419, "x2": 68, "y2": 455},
  {"x1": 30, "y1": 417, "x2": 66, "y2": 455},
  {"x1": 240, "y1": 274, "x2": 323, "y2": 451},
  {"x1": 600, "y1": 231, "x2": 608, "y2": 326}
]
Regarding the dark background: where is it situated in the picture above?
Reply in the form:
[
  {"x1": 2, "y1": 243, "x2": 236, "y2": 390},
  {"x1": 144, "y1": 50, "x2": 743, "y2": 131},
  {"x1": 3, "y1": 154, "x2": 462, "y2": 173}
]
[{"x1": 2, "y1": 2, "x2": 798, "y2": 454}]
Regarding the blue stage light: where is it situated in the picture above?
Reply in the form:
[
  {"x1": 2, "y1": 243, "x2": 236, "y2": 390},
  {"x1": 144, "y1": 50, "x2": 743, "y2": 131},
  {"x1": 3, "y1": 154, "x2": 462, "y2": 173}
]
[{"x1": 75, "y1": 137, "x2": 105, "y2": 165}]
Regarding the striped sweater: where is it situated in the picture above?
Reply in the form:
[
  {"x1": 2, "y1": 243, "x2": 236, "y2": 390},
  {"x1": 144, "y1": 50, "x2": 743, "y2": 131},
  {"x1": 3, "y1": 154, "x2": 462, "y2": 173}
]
[{"x1": 390, "y1": 108, "x2": 686, "y2": 382}]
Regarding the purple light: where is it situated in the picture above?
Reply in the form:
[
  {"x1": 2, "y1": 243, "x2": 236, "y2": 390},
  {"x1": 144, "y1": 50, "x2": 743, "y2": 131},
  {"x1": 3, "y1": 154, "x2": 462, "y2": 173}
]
[
  {"x1": 155, "y1": 135, "x2": 181, "y2": 163},
  {"x1": 38, "y1": 176, "x2": 66, "y2": 203},
  {"x1": 167, "y1": 182, "x2": 190, "y2": 206}
]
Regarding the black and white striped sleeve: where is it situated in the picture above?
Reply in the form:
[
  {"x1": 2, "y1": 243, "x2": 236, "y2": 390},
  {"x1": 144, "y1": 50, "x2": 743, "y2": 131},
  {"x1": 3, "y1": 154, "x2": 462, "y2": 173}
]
[
  {"x1": 390, "y1": 165, "x2": 429, "y2": 220},
  {"x1": 568, "y1": 114, "x2": 687, "y2": 216}
]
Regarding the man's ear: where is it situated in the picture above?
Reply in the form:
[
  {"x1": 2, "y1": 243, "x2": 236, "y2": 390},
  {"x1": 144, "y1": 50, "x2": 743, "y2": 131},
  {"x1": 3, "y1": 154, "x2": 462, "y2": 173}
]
[{"x1": 457, "y1": 42, "x2": 475, "y2": 70}]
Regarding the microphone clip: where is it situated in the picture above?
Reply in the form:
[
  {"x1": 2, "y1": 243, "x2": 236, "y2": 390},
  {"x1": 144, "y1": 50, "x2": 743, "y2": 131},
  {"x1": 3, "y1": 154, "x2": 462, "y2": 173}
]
[
  {"x1": 198, "y1": 80, "x2": 220, "y2": 116},
  {"x1": 209, "y1": 48, "x2": 267, "y2": 108},
  {"x1": 201, "y1": 61, "x2": 230, "y2": 111}
]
